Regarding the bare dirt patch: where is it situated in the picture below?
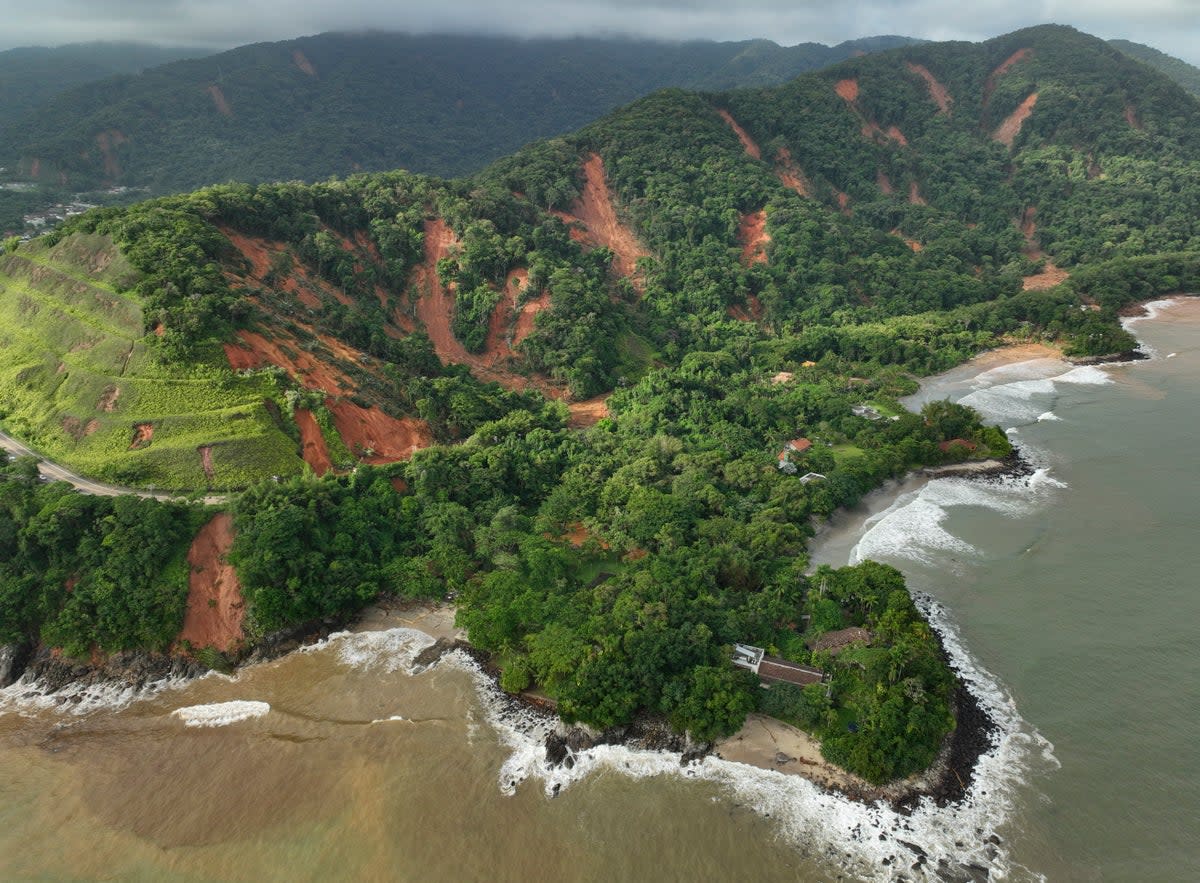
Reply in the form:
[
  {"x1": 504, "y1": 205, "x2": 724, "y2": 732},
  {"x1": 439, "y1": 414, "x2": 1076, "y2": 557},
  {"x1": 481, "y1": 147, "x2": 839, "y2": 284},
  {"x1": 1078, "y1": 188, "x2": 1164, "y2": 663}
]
[
  {"x1": 876, "y1": 170, "x2": 895, "y2": 195},
  {"x1": 834, "y1": 78, "x2": 859, "y2": 102},
  {"x1": 129, "y1": 423, "x2": 154, "y2": 450},
  {"x1": 558, "y1": 154, "x2": 650, "y2": 286},
  {"x1": 993, "y1": 92, "x2": 1038, "y2": 147},
  {"x1": 96, "y1": 385, "x2": 120, "y2": 412},
  {"x1": 909, "y1": 181, "x2": 927, "y2": 206},
  {"x1": 62, "y1": 417, "x2": 87, "y2": 441},
  {"x1": 737, "y1": 210, "x2": 769, "y2": 265},
  {"x1": 906, "y1": 62, "x2": 952, "y2": 113},
  {"x1": 1124, "y1": 103, "x2": 1143, "y2": 130},
  {"x1": 223, "y1": 329, "x2": 354, "y2": 396},
  {"x1": 728, "y1": 293, "x2": 764, "y2": 323},
  {"x1": 294, "y1": 408, "x2": 332, "y2": 476},
  {"x1": 178, "y1": 513, "x2": 244, "y2": 653},
  {"x1": 774, "y1": 147, "x2": 812, "y2": 198},
  {"x1": 481, "y1": 267, "x2": 530, "y2": 362},
  {"x1": 328, "y1": 400, "x2": 432, "y2": 463},
  {"x1": 567, "y1": 395, "x2": 610, "y2": 429},
  {"x1": 835, "y1": 190, "x2": 852, "y2": 214},
  {"x1": 221, "y1": 228, "x2": 326, "y2": 309},
  {"x1": 717, "y1": 109, "x2": 762, "y2": 159},
  {"x1": 292, "y1": 49, "x2": 317, "y2": 76},
  {"x1": 1022, "y1": 264, "x2": 1070, "y2": 291},
  {"x1": 514, "y1": 290, "x2": 550, "y2": 347},
  {"x1": 94, "y1": 130, "x2": 127, "y2": 180},
  {"x1": 206, "y1": 84, "x2": 233, "y2": 117}
]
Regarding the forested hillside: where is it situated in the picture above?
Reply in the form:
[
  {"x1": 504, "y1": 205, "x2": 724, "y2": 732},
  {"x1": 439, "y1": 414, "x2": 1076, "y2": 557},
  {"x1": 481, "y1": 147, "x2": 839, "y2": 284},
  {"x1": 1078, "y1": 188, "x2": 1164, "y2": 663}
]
[
  {"x1": 0, "y1": 41, "x2": 207, "y2": 134},
  {"x1": 0, "y1": 31, "x2": 918, "y2": 194},
  {"x1": 1110, "y1": 39, "x2": 1200, "y2": 97},
  {"x1": 3, "y1": 24, "x2": 1199, "y2": 781}
]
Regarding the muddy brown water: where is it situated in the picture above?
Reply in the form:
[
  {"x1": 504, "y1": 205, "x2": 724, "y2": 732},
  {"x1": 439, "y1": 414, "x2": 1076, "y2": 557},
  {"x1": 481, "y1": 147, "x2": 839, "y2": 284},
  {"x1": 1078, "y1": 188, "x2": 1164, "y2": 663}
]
[{"x1": 2, "y1": 301, "x2": 1199, "y2": 880}]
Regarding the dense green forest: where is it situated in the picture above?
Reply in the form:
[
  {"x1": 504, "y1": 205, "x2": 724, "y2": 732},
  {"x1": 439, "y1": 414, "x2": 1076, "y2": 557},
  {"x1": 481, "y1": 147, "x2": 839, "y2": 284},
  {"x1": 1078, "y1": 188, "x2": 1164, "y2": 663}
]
[
  {"x1": 1110, "y1": 39, "x2": 1200, "y2": 97},
  {"x1": 0, "y1": 41, "x2": 207, "y2": 133},
  {"x1": 3, "y1": 24, "x2": 1200, "y2": 782},
  {"x1": 0, "y1": 32, "x2": 918, "y2": 199}
]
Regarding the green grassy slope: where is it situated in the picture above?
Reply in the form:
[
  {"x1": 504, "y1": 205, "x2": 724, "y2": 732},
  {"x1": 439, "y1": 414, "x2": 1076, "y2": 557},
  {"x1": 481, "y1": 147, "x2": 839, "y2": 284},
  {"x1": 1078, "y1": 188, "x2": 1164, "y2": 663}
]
[{"x1": 0, "y1": 233, "x2": 303, "y2": 490}]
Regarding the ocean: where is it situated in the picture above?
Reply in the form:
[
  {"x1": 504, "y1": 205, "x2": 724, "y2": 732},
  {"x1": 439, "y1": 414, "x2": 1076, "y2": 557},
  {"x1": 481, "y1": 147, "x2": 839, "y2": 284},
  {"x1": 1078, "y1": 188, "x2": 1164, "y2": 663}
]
[{"x1": 1, "y1": 300, "x2": 1197, "y2": 881}]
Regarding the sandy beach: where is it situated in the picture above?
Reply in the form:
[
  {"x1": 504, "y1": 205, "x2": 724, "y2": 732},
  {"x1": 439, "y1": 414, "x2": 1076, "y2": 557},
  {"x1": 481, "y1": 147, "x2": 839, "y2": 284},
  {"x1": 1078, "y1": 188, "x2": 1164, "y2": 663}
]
[
  {"x1": 716, "y1": 713, "x2": 865, "y2": 791},
  {"x1": 352, "y1": 600, "x2": 464, "y2": 641}
]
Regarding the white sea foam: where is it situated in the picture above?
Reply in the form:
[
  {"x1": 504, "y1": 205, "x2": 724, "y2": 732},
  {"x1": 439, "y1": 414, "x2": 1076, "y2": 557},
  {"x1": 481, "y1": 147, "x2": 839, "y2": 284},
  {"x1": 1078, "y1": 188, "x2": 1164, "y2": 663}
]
[
  {"x1": 172, "y1": 700, "x2": 270, "y2": 728},
  {"x1": 433, "y1": 601, "x2": 1055, "y2": 881},
  {"x1": 1037, "y1": 411, "x2": 1060, "y2": 422},
  {"x1": 300, "y1": 627, "x2": 436, "y2": 675},
  {"x1": 370, "y1": 715, "x2": 408, "y2": 725},
  {"x1": 1120, "y1": 298, "x2": 1179, "y2": 329},
  {"x1": 848, "y1": 471, "x2": 1061, "y2": 566},
  {"x1": 955, "y1": 358, "x2": 1111, "y2": 425},
  {"x1": 0, "y1": 672, "x2": 190, "y2": 718},
  {"x1": 1167, "y1": 352, "x2": 1178, "y2": 359}
]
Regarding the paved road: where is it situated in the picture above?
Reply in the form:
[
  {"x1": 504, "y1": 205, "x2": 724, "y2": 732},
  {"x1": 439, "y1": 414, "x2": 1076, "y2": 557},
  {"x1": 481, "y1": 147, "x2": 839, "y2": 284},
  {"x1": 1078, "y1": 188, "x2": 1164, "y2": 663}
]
[{"x1": 0, "y1": 428, "x2": 226, "y2": 505}]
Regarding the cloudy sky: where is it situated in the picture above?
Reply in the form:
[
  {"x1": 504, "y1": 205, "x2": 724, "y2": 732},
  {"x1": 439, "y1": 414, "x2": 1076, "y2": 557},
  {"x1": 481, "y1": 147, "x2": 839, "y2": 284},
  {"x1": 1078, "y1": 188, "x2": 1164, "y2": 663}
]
[{"x1": 5, "y1": 0, "x2": 1200, "y2": 64}]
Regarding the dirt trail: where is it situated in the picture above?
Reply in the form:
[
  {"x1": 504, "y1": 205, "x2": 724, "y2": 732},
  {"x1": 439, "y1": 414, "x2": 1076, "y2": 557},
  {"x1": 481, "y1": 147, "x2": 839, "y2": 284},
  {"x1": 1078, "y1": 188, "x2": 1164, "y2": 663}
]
[
  {"x1": 206, "y1": 84, "x2": 232, "y2": 117},
  {"x1": 992, "y1": 92, "x2": 1038, "y2": 147},
  {"x1": 178, "y1": 513, "x2": 244, "y2": 653},
  {"x1": 906, "y1": 62, "x2": 951, "y2": 113},
  {"x1": 294, "y1": 408, "x2": 332, "y2": 476},
  {"x1": 717, "y1": 109, "x2": 762, "y2": 159},
  {"x1": 327, "y1": 400, "x2": 432, "y2": 463},
  {"x1": 984, "y1": 48, "x2": 1032, "y2": 104},
  {"x1": 567, "y1": 396, "x2": 610, "y2": 429},
  {"x1": 738, "y1": 210, "x2": 769, "y2": 265},
  {"x1": 774, "y1": 148, "x2": 812, "y2": 198}
]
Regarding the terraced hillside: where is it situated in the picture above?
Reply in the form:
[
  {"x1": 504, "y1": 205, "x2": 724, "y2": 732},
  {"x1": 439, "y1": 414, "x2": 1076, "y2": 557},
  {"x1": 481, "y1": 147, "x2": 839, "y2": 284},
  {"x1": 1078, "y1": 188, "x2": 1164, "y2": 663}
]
[{"x1": 0, "y1": 234, "x2": 302, "y2": 490}]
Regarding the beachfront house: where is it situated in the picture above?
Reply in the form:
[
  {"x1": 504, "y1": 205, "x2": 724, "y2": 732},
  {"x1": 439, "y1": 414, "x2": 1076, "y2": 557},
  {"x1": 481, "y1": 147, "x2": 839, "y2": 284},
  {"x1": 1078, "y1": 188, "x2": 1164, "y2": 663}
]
[{"x1": 731, "y1": 643, "x2": 826, "y2": 687}]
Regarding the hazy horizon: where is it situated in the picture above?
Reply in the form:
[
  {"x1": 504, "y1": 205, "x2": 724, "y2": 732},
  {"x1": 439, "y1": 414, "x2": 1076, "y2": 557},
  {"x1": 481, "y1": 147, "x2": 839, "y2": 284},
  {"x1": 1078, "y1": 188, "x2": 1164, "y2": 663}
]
[{"x1": 2, "y1": 1, "x2": 1198, "y2": 65}]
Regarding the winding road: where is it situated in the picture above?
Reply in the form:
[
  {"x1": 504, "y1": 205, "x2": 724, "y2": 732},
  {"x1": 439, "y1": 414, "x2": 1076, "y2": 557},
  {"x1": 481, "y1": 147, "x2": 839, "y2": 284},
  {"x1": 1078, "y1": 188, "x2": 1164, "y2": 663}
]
[{"x1": 0, "y1": 428, "x2": 226, "y2": 505}]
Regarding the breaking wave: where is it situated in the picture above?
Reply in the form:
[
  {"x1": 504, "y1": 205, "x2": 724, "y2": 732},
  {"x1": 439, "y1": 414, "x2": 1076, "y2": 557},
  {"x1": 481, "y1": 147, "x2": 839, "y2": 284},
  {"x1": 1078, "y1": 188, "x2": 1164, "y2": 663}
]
[
  {"x1": 849, "y1": 469, "x2": 1064, "y2": 566},
  {"x1": 301, "y1": 626, "x2": 436, "y2": 675},
  {"x1": 0, "y1": 672, "x2": 190, "y2": 717},
  {"x1": 173, "y1": 700, "x2": 270, "y2": 728}
]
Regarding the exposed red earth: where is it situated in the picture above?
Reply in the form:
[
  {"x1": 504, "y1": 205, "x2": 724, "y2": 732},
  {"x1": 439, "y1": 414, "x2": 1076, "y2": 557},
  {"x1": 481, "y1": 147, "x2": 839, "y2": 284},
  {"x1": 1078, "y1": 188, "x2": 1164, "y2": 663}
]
[
  {"x1": 1016, "y1": 205, "x2": 1070, "y2": 290},
  {"x1": 876, "y1": 171, "x2": 895, "y2": 195},
  {"x1": 1124, "y1": 103, "x2": 1143, "y2": 130},
  {"x1": 206, "y1": 84, "x2": 233, "y2": 117},
  {"x1": 717, "y1": 109, "x2": 762, "y2": 159},
  {"x1": 566, "y1": 396, "x2": 611, "y2": 429},
  {"x1": 554, "y1": 154, "x2": 650, "y2": 286},
  {"x1": 834, "y1": 78, "x2": 907, "y2": 147},
  {"x1": 198, "y1": 445, "x2": 215, "y2": 483},
  {"x1": 909, "y1": 181, "x2": 927, "y2": 206},
  {"x1": 905, "y1": 62, "x2": 952, "y2": 114},
  {"x1": 993, "y1": 93, "x2": 1039, "y2": 147},
  {"x1": 728, "y1": 294, "x2": 764, "y2": 323},
  {"x1": 292, "y1": 50, "x2": 317, "y2": 76},
  {"x1": 129, "y1": 423, "x2": 154, "y2": 450},
  {"x1": 294, "y1": 408, "x2": 332, "y2": 476},
  {"x1": 95, "y1": 130, "x2": 127, "y2": 179},
  {"x1": 774, "y1": 147, "x2": 813, "y2": 198},
  {"x1": 223, "y1": 329, "x2": 354, "y2": 395},
  {"x1": 327, "y1": 400, "x2": 432, "y2": 463},
  {"x1": 738, "y1": 210, "x2": 770, "y2": 265},
  {"x1": 178, "y1": 513, "x2": 244, "y2": 653}
]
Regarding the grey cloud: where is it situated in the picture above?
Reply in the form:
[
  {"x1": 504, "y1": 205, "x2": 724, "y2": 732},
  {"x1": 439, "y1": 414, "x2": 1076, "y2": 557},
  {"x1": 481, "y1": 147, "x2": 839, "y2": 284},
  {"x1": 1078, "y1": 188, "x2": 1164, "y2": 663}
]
[{"x1": 2, "y1": 0, "x2": 1199, "y2": 64}]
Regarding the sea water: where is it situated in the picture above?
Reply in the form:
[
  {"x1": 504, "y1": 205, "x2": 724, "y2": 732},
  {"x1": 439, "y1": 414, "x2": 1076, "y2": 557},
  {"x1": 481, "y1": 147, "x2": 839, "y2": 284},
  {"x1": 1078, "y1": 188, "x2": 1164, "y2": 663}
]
[{"x1": 0, "y1": 301, "x2": 1197, "y2": 881}]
